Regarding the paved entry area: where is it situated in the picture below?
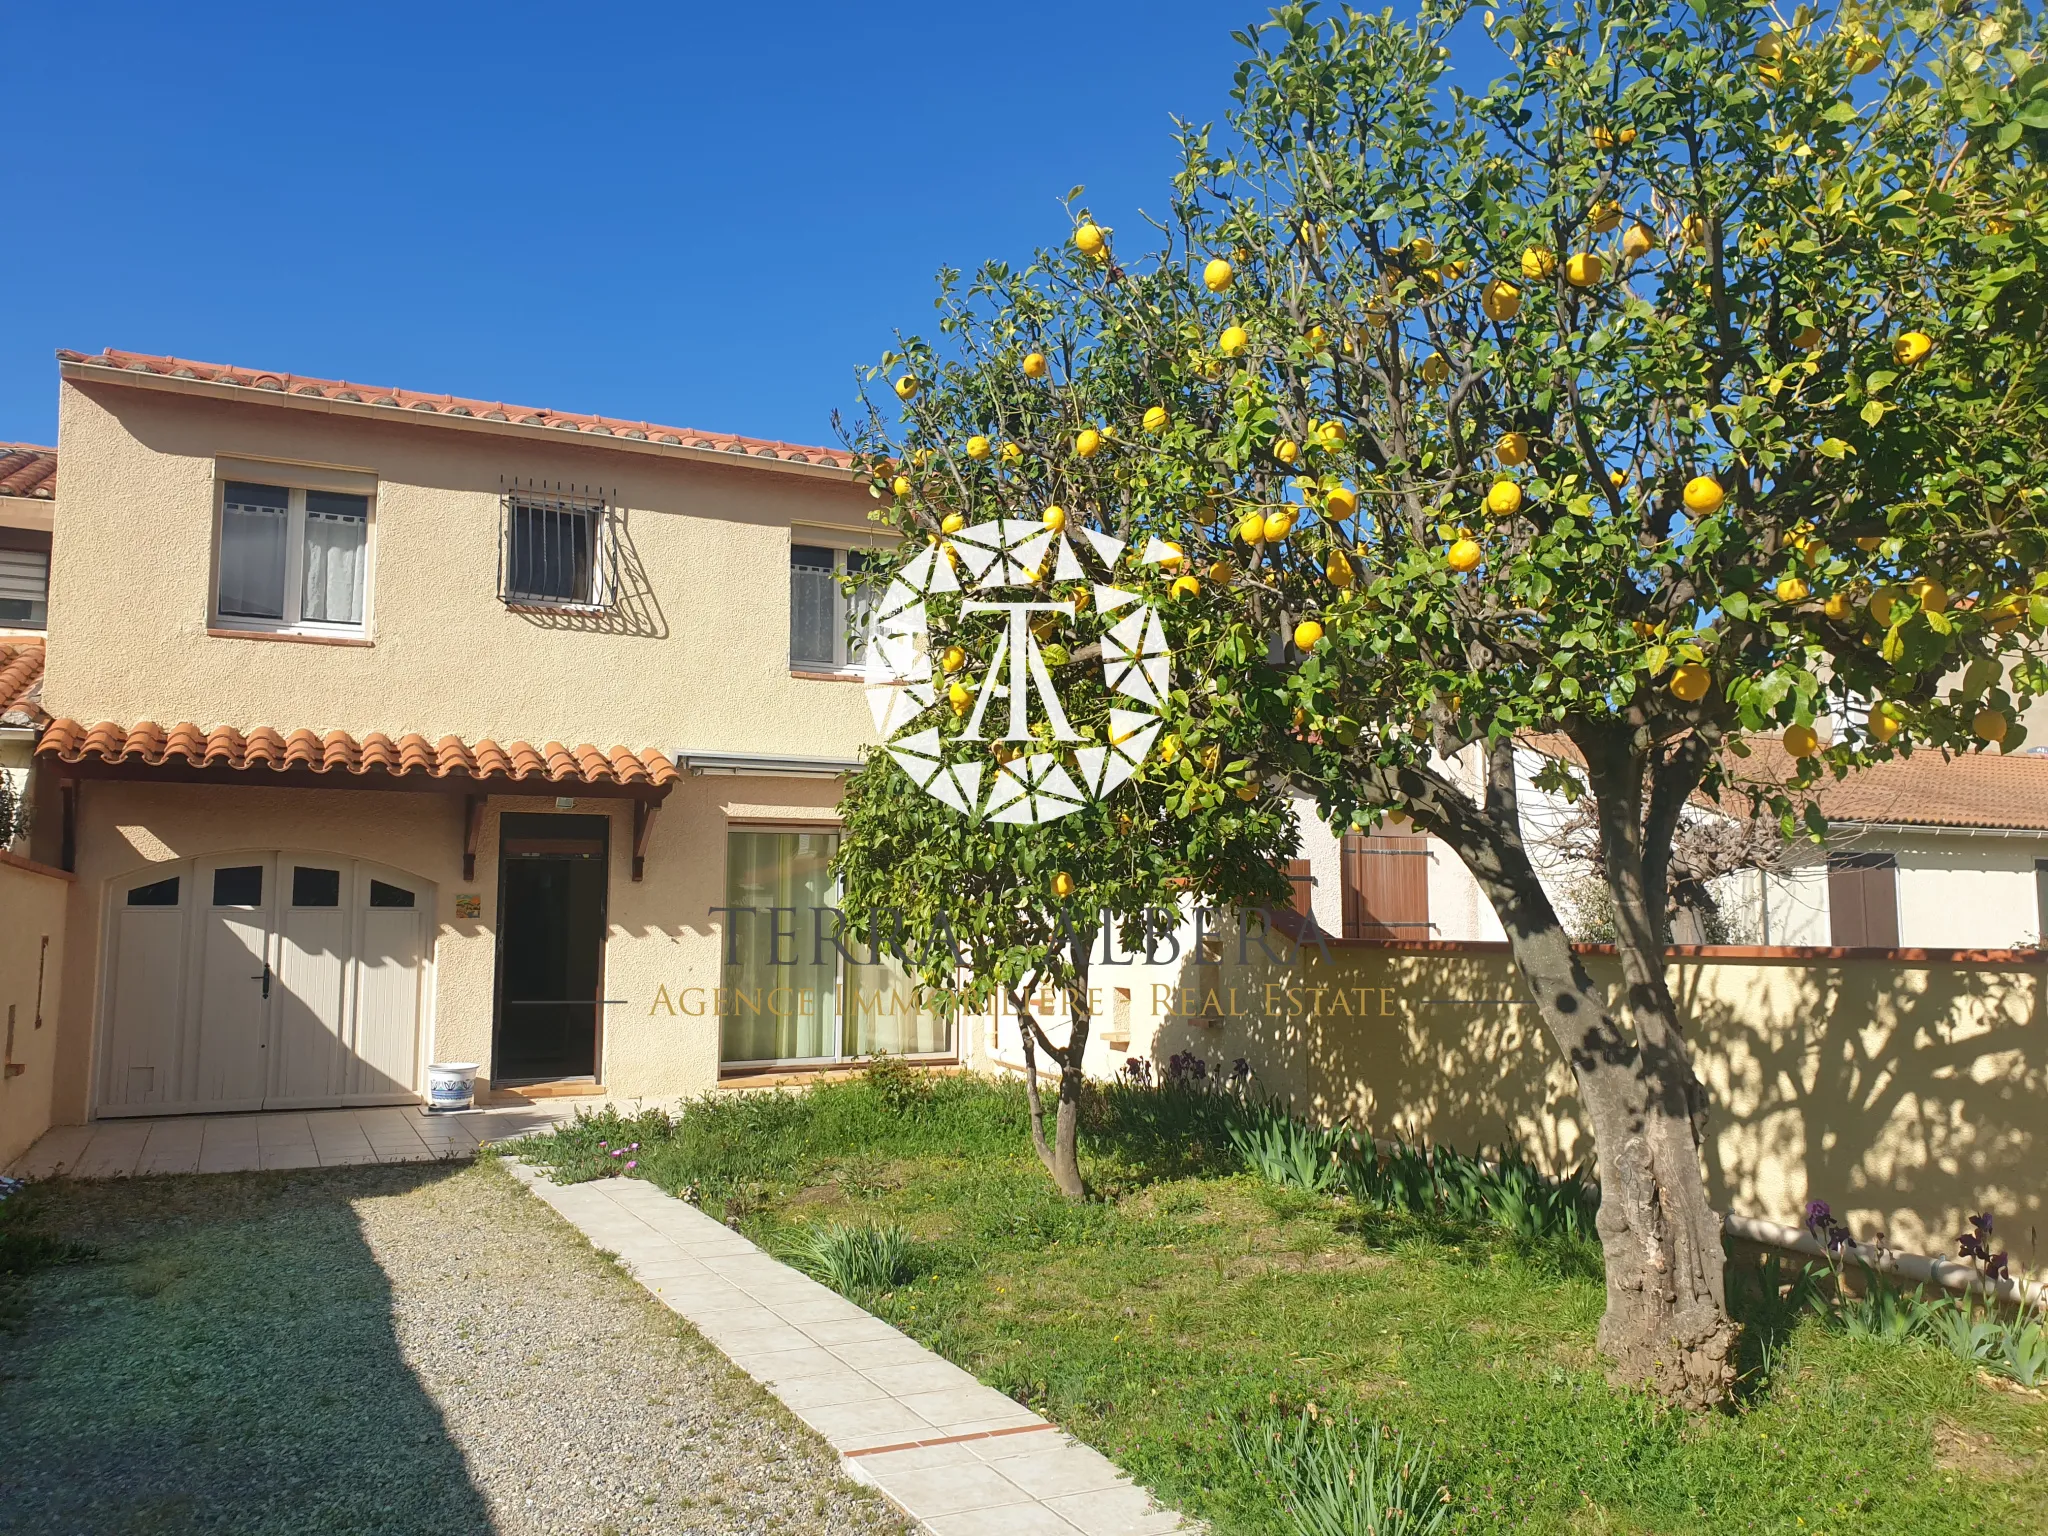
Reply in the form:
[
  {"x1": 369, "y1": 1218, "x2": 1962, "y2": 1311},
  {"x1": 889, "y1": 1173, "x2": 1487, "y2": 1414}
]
[
  {"x1": 8, "y1": 1103, "x2": 586, "y2": 1179},
  {"x1": 510, "y1": 1162, "x2": 1194, "y2": 1536}
]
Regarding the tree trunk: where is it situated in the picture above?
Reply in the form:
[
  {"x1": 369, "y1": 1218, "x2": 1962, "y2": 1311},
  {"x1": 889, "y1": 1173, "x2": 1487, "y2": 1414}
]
[
  {"x1": 1010, "y1": 952, "x2": 1091, "y2": 1201},
  {"x1": 1373, "y1": 739, "x2": 1738, "y2": 1408}
]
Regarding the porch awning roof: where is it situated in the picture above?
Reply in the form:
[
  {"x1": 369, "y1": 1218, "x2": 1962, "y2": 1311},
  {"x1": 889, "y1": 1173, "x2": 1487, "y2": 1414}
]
[{"x1": 37, "y1": 718, "x2": 680, "y2": 799}]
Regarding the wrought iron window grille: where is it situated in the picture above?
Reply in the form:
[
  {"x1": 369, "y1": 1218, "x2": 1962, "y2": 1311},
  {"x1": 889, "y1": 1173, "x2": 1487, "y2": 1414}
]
[{"x1": 499, "y1": 479, "x2": 619, "y2": 611}]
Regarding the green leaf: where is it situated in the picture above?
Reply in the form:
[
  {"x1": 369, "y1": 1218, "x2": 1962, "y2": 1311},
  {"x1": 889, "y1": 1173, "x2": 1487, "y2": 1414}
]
[{"x1": 1860, "y1": 400, "x2": 1888, "y2": 427}]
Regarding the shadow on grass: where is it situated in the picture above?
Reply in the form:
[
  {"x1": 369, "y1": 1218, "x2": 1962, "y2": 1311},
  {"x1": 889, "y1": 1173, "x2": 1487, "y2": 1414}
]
[{"x1": 0, "y1": 1163, "x2": 495, "y2": 1536}]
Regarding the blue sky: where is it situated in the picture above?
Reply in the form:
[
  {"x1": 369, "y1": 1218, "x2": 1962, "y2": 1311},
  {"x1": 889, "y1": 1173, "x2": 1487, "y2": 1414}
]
[{"x1": 2, "y1": 2, "x2": 1276, "y2": 450}]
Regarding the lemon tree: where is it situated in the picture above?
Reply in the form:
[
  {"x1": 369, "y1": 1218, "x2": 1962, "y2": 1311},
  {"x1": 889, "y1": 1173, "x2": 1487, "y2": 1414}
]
[{"x1": 840, "y1": 0, "x2": 2048, "y2": 1406}]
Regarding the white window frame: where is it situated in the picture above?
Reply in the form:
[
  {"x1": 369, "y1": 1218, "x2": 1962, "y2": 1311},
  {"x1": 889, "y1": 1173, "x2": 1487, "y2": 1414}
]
[
  {"x1": 789, "y1": 539, "x2": 879, "y2": 674},
  {"x1": 212, "y1": 480, "x2": 375, "y2": 637}
]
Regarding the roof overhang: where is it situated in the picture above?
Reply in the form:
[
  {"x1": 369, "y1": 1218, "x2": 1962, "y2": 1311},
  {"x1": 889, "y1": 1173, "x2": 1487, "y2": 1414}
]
[
  {"x1": 60, "y1": 355, "x2": 857, "y2": 485},
  {"x1": 1831, "y1": 820, "x2": 2048, "y2": 840},
  {"x1": 679, "y1": 750, "x2": 863, "y2": 778}
]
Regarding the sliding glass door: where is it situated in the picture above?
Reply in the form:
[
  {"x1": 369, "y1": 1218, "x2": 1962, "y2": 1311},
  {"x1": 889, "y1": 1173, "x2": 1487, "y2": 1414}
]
[{"x1": 721, "y1": 828, "x2": 949, "y2": 1067}]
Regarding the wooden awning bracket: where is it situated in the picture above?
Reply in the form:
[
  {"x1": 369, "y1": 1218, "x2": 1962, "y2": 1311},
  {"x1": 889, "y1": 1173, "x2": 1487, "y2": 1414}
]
[
  {"x1": 632, "y1": 799, "x2": 658, "y2": 882},
  {"x1": 462, "y1": 793, "x2": 486, "y2": 882}
]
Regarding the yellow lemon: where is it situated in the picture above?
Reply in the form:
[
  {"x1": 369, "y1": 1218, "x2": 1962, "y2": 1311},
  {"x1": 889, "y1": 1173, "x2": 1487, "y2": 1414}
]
[
  {"x1": 966, "y1": 435, "x2": 991, "y2": 460},
  {"x1": 1143, "y1": 405, "x2": 1170, "y2": 433},
  {"x1": 1590, "y1": 200, "x2": 1623, "y2": 233},
  {"x1": 1420, "y1": 353, "x2": 1451, "y2": 386},
  {"x1": 1052, "y1": 871, "x2": 1076, "y2": 898},
  {"x1": 1219, "y1": 325, "x2": 1249, "y2": 356},
  {"x1": 1317, "y1": 419, "x2": 1348, "y2": 450},
  {"x1": 1520, "y1": 246, "x2": 1557, "y2": 281},
  {"x1": 1869, "y1": 585, "x2": 1901, "y2": 624},
  {"x1": 1171, "y1": 574, "x2": 1201, "y2": 599},
  {"x1": 1485, "y1": 481, "x2": 1524, "y2": 517},
  {"x1": 1000, "y1": 441, "x2": 1023, "y2": 464},
  {"x1": 1975, "y1": 709, "x2": 2009, "y2": 744},
  {"x1": 892, "y1": 474, "x2": 913, "y2": 498},
  {"x1": 1042, "y1": 505, "x2": 1067, "y2": 532},
  {"x1": 1497, "y1": 431, "x2": 1531, "y2": 466},
  {"x1": 941, "y1": 511, "x2": 966, "y2": 534},
  {"x1": 1776, "y1": 575, "x2": 1810, "y2": 603},
  {"x1": 1681, "y1": 213, "x2": 1707, "y2": 248},
  {"x1": 1609, "y1": 468, "x2": 1628, "y2": 488},
  {"x1": 1591, "y1": 124, "x2": 1623, "y2": 150},
  {"x1": 948, "y1": 682, "x2": 972, "y2": 713},
  {"x1": 1237, "y1": 512, "x2": 1267, "y2": 544},
  {"x1": 1565, "y1": 252, "x2": 1604, "y2": 287},
  {"x1": 1326, "y1": 551, "x2": 1355, "y2": 588},
  {"x1": 1855, "y1": 534, "x2": 1882, "y2": 552},
  {"x1": 1274, "y1": 438, "x2": 1299, "y2": 465},
  {"x1": 1203, "y1": 257, "x2": 1234, "y2": 292},
  {"x1": 1156, "y1": 541, "x2": 1184, "y2": 568},
  {"x1": 1823, "y1": 590, "x2": 1855, "y2": 622},
  {"x1": 1406, "y1": 235, "x2": 1437, "y2": 263},
  {"x1": 1022, "y1": 352, "x2": 1049, "y2": 379},
  {"x1": 1669, "y1": 664, "x2": 1712, "y2": 702},
  {"x1": 1159, "y1": 734, "x2": 1182, "y2": 764},
  {"x1": 1207, "y1": 559, "x2": 1234, "y2": 585},
  {"x1": 1074, "y1": 428, "x2": 1102, "y2": 458},
  {"x1": 1868, "y1": 703, "x2": 1902, "y2": 743},
  {"x1": 1074, "y1": 222, "x2": 1106, "y2": 258},
  {"x1": 894, "y1": 376, "x2": 920, "y2": 401},
  {"x1": 1783, "y1": 723, "x2": 1819, "y2": 758},
  {"x1": 1482, "y1": 279, "x2": 1522, "y2": 321},
  {"x1": 1791, "y1": 325, "x2": 1823, "y2": 351},
  {"x1": 1893, "y1": 331, "x2": 1933, "y2": 366},
  {"x1": 940, "y1": 645, "x2": 967, "y2": 674},
  {"x1": 1683, "y1": 475, "x2": 1725, "y2": 514},
  {"x1": 1294, "y1": 619, "x2": 1325, "y2": 651},
  {"x1": 1263, "y1": 510, "x2": 1296, "y2": 543},
  {"x1": 1908, "y1": 575, "x2": 1947, "y2": 613},
  {"x1": 1305, "y1": 324, "x2": 1328, "y2": 350},
  {"x1": 1621, "y1": 223, "x2": 1656, "y2": 260},
  {"x1": 1325, "y1": 485, "x2": 1359, "y2": 518},
  {"x1": 1447, "y1": 536, "x2": 1483, "y2": 572}
]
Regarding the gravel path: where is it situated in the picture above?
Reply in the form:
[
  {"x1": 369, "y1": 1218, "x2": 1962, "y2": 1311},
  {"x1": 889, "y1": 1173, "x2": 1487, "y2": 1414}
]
[{"x1": 0, "y1": 1159, "x2": 911, "y2": 1536}]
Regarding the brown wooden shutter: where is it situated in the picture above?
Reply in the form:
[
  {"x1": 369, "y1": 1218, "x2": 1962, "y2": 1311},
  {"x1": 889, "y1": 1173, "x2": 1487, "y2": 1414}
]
[
  {"x1": 1285, "y1": 859, "x2": 1314, "y2": 917},
  {"x1": 1827, "y1": 852, "x2": 1898, "y2": 948},
  {"x1": 1340, "y1": 829, "x2": 1432, "y2": 940}
]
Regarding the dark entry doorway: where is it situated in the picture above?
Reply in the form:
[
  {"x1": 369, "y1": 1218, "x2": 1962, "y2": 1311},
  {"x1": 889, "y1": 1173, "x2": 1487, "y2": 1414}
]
[{"x1": 494, "y1": 813, "x2": 608, "y2": 1081}]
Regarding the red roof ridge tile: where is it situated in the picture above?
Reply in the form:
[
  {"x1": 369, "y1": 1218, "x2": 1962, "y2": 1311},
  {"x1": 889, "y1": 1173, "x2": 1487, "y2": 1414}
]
[
  {"x1": 0, "y1": 442, "x2": 57, "y2": 500},
  {"x1": 57, "y1": 348, "x2": 854, "y2": 472}
]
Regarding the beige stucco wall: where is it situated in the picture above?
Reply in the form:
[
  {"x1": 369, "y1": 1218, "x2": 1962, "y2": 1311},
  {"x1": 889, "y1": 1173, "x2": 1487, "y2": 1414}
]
[
  {"x1": 1108, "y1": 939, "x2": 2042, "y2": 1258},
  {"x1": 0, "y1": 856, "x2": 68, "y2": 1167},
  {"x1": 48, "y1": 773, "x2": 861, "y2": 1127},
  {"x1": 46, "y1": 378, "x2": 881, "y2": 756}
]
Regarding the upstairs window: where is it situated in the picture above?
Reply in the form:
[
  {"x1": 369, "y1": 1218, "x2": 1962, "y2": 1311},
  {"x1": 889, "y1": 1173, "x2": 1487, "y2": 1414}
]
[
  {"x1": 789, "y1": 544, "x2": 874, "y2": 672},
  {"x1": 0, "y1": 545, "x2": 49, "y2": 628},
  {"x1": 217, "y1": 480, "x2": 370, "y2": 632},
  {"x1": 500, "y1": 487, "x2": 616, "y2": 610}
]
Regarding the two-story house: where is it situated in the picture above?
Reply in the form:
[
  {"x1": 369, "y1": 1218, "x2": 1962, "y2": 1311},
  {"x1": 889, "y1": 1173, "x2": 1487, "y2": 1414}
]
[{"x1": 36, "y1": 348, "x2": 944, "y2": 1126}]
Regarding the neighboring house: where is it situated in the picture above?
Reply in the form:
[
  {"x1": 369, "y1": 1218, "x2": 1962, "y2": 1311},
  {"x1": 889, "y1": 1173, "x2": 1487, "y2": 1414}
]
[
  {"x1": 37, "y1": 347, "x2": 938, "y2": 1126},
  {"x1": 1, "y1": 442, "x2": 55, "y2": 861}
]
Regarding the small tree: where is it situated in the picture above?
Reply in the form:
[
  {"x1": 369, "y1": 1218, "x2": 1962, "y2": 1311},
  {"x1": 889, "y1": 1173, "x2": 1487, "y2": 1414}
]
[
  {"x1": 834, "y1": 675, "x2": 1295, "y2": 1200},
  {"x1": 846, "y1": 0, "x2": 2048, "y2": 1405}
]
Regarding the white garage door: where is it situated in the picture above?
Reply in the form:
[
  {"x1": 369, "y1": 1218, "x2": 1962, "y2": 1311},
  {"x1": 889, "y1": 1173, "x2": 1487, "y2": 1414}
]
[{"x1": 97, "y1": 853, "x2": 432, "y2": 1116}]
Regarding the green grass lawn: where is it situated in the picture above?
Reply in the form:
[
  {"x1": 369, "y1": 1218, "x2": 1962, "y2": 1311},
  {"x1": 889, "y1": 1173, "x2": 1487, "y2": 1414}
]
[{"x1": 514, "y1": 1069, "x2": 2048, "y2": 1535}]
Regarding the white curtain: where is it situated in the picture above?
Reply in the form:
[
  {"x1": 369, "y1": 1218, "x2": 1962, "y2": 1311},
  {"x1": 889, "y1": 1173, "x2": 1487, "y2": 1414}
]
[
  {"x1": 301, "y1": 511, "x2": 366, "y2": 625},
  {"x1": 218, "y1": 500, "x2": 287, "y2": 619}
]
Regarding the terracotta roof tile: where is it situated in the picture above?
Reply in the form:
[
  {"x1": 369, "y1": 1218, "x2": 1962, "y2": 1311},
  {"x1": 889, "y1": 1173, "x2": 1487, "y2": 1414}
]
[
  {"x1": 1523, "y1": 729, "x2": 2048, "y2": 833},
  {"x1": 0, "y1": 639, "x2": 46, "y2": 728},
  {"x1": 36, "y1": 718, "x2": 681, "y2": 792},
  {"x1": 0, "y1": 443, "x2": 55, "y2": 500},
  {"x1": 58, "y1": 349, "x2": 853, "y2": 472}
]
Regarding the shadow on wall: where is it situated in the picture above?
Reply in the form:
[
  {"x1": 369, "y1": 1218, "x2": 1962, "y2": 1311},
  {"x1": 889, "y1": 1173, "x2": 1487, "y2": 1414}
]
[
  {"x1": 509, "y1": 507, "x2": 669, "y2": 640},
  {"x1": 1146, "y1": 924, "x2": 2043, "y2": 1258},
  {"x1": 0, "y1": 1162, "x2": 497, "y2": 1535}
]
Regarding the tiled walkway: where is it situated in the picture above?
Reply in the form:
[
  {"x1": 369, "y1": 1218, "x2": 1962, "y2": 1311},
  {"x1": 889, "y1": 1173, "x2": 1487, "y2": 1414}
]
[
  {"x1": 508, "y1": 1162, "x2": 1195, "y2": 1536},
  {"x1": 7, "y1": 1103, "x2": 584, "y2": 1179}
]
